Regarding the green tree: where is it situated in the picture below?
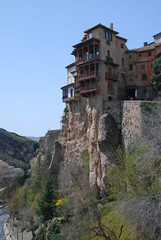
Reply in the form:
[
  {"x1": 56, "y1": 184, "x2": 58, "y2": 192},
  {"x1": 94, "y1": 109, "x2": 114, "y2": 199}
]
[
  {"x1": 36, "y1": 173, "x2": 57, "y2": 223},
  {"x1": 151, "y1": 57, "x2": 161, "y2": 93},
  {"x1": 28, "y1": 150, "x2": 52, "y2": 203},
  {"x1": 107, "y1": 143, "x2": 161, "y2": 239},
  {"x1": 61, "y1": 163, "x2": 123, "y2": 240}
]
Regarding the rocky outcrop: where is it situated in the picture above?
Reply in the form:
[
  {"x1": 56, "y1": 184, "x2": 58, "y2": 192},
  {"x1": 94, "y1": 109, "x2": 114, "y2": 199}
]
[
  {"x1": 0, "y1": 159, "x2": 24, "y2": 188},
  {"x1": 39, "y1": 130, "x2": 61, "y2": 153},
  {"x1": 39, "y1": 101, "x2": 161, "y2": 198},
  {"x1": 34, "y1": 130, "x2": 62, "y2": 187},
  {"x1": 0, "y1": 129, "x2": 39, "y2": 168},
  {"x1": 58, "y1": 101, "x2": 161, "y2": 197},
  {"x1": 59, "y1": 100, "x2": 120, "y2": 197}
]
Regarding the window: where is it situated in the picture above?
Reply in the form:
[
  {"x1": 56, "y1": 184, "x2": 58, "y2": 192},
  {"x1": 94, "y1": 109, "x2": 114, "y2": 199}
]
[
  {"x1": 148, "y1": 51, "x2": 151, "y2": 56},
  {"x1": 103, "y1": 31, "x2": 106, "y2": 39},
  {"x1": 109, "y1": 32, "x2": 112, "y2": 41},
  {"x1": 130, "y1": 78, "x2": 133, "y2": 81},
  {"x1": 104, "y1": 31, "x2": 112, "y2": 41},
  {"x1": 141, "y1": 64, "x2": 145, "y2": 69},
  {"x1": 129, "y1": 55, "x2": 132, "y2": 59},
  {"x1": 88, "y1": 33, "x2": 92, "y2": 39},
  {"x1": 108, "y1": 81, "x2": 114, "y2": 94},
  {"x1": 142, "y1": 74, "x2": 147, "y2": 80},
  {"x1": 122, "y1": 73, "x2": 125, "y2": 81},
  {"x1": 129, "y1": 64, "x2": 133, "y2": 71},
  {"x1": 63, "y1": 89, "x2": 68, "y2": 98},
  {"x1": 70, "y1": 88, "x2": 73, "y2": 97},
  {"x1": 139, "y1": 53, "x2": 142, "y2": 57},
  {"x1": 122, "y1": 58, "x2": 124, "y2": 66},
  {"x1": 107, "y1": 50, "x2": 110, "y2": 57},
  {"x1": 121, "y1": 43, "x2": 124, "y2": 48}
]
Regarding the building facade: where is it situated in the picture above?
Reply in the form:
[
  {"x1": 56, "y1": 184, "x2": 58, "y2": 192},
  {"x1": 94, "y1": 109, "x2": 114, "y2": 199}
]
[
  {"x1": 62, "y1": 23, "x2": 127, "y2": 110},
  {"x1": 126, "y1": 40, "x2": 161, "y2": 100},
  {"x1": 62, "y1": 24, "x2": 161, "y2": 104}
]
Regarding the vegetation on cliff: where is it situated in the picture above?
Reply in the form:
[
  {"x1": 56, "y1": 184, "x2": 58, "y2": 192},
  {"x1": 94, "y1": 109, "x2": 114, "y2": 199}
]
[
  {"x1": 151, "y1": 57, "x2": 161, "y2": 93},
  {"x1": 5, "y1": 106, "x2": 161, "y2": 240},
  {"x1": 7, "y1": 138, "x2": 161, "y2": 240}
]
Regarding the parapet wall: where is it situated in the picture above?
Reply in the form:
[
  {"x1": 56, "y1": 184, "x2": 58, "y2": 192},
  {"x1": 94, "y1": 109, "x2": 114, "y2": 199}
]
[{"x1": 104, "y1": 101, "x2": 161, "y2": 149}]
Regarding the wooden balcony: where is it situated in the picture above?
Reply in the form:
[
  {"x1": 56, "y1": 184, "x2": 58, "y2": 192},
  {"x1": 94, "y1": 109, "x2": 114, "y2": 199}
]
[
  {"x1": 76, "y1": 55, "x2": 99, "y2": 65},
  {"x1": 62, "y1": 95, "x2": 77, "y2": 103},
  {"x1": 105, "y1": 72, "x2": 118, "y2": 81},
  {"x1": 78, "y1": 71, "x2": 99, "y2": 81},
  {"x1": 79, "y1": 85, "x2": 100, "y2": 97}
]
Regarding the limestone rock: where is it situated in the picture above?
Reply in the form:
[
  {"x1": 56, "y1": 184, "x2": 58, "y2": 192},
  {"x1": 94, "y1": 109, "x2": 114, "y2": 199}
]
[
  {"x1": 98, "y1": 113, "x2": 120, "y2": 152},
  {"x1": 39, "y1": 130, "x2": 61, "y2": 153}
]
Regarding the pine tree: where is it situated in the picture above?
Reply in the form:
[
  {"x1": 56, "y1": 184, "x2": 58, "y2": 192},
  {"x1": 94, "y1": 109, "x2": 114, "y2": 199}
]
[{"x1": 36, "y1": 173, "x2": 57, "y2": 223}]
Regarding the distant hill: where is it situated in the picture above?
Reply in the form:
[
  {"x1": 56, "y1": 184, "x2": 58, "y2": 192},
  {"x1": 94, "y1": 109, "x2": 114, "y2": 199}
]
[
  {"x1": 0, "y1": 128, "x2": 39, "y2": 168},
  {"x1": 27, "y1": 136, "x2": 40, "y2": 141}
]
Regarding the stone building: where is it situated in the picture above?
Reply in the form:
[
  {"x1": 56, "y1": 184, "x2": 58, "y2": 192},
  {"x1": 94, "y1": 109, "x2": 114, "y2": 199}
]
[
  {"x1": 61, "y1": 23, "x2": 127, "y2": 112},
  {"x1": 59, "y1": 24, "x2": 161, "y2": 195},
  {"x1": 61, "y1": 24, "x2": 161, "y2": 103},
  {"x1": 126, "y1": 35, "x2": 161, "y2": 100}
]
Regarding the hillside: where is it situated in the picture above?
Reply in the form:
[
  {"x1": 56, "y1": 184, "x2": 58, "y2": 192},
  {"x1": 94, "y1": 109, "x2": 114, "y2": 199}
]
[{"x1": 0, "y1": 128, "x2": 39, "y2": 168}]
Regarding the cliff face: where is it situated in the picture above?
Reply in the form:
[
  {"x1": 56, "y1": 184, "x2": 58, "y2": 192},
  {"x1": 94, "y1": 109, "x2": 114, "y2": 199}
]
[
  {"x1": 60, "y1": 99, "x2": 120, "y2": 197},
  {"x1": 58, "y1": 101, "x2": 161, "y2": 197},
  {"x1": 35, "y1": 130, "x2": 62, "y2": 186},
  {"x1": 38, "y1": 101, "x2": 161, "y2": 197},
  {"x1": 0, "y1": 128, "x2": 39, "y2": 168},
  {"x1": 39, "y1": 130, "x2": 61, "y2": 153}
]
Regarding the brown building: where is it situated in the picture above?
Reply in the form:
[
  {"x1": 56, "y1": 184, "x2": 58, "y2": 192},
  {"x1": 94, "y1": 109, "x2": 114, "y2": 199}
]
[
  {"x1": 126, "y1": 40, "x2": 161, "y2": 100},
  {"x1": 62, "y1": 25, "x2": 161, "y2": 104},
  {"x1": 62, "y1": 23, "x2": 127, "y2": 110}
]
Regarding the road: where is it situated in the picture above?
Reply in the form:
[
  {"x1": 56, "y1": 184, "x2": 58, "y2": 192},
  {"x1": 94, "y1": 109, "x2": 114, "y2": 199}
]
[{"x1": 0, "y1": 207, "x2": 6, "y2": 240}]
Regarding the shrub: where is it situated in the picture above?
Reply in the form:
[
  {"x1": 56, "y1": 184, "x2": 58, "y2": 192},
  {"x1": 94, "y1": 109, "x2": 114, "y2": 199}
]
[{"x1": 140, "y1": 101, "x2": 157, "y2": 114}]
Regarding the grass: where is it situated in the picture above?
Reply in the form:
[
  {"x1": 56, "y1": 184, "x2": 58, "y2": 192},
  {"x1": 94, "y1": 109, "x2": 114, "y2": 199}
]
[{"x1": 90, "y1": 202, "x2": 137, "y2": 240}]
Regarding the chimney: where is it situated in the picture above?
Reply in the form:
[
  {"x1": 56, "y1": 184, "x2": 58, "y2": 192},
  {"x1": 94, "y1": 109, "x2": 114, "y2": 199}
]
[
  {"x1": 144, "y1": 42, "x2": 148, "y2": 46},
  {"x1": 110, "y1": 23, "x2": 113, "y2": 30}
]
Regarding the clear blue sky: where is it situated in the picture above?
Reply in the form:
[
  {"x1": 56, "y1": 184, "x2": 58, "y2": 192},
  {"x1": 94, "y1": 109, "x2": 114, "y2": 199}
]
[{"x1": 0, "y1": 0, "x2": 160, "y2": 137}]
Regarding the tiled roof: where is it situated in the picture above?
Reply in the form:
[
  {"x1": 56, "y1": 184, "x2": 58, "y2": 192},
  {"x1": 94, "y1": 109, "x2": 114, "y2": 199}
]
[
  {"x1": 72, "y1": 37, "x2": 100, "y2": 49},
  {"x1": 116, "y1": 35, "x2": 127, "y2": 42},
  {"x1": 65, "y1": 62, "x2": 75, "y2": 69},
  {"x1": 127, "y1": 42, "x2": 161, "y2": 53},
  {"x1": 153, "y1": 32, "x2": 161, "y2": 38},
  {"x1": 84, "y1": 23, "x2": 119, "y2": 35}
]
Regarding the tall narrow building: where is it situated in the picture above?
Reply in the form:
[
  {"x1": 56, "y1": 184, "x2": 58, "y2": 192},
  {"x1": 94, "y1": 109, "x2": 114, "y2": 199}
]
[{"x1": 61, "y1": 23, "x2": 127, "y2": 112}]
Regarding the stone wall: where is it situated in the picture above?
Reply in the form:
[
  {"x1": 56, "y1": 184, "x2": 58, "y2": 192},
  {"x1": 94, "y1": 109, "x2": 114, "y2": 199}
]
[
  {"x1": 104, "y1": 100, "x2": 161, "y2": 149},
  {"x1": 121, "y1": 101, "x2": 142, "y2": 149}
]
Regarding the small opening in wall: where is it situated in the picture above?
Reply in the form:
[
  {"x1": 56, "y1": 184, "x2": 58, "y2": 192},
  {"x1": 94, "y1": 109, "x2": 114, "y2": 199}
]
[{"x1": 108, "y1": 96, "x2": 113, "y2": 101}]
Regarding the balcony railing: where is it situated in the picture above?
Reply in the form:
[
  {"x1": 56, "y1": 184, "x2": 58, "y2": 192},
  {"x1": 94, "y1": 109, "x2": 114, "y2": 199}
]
[
  {"x1": 106, "y1": 56, "x2": 113, "y2": 63},
  {"x1": 78, "y1": 71, "x2": 99, "y2": 81},
  {"x1": 76, "y1": 54, "x2": 99, "y2": 64},
  {"x1": 79, "y1": 83, "x2": 99, "y2": 92},
  {"x1": 63, "y1": 95, "x2": 68, "y2": 99},
  {"x1": 80, "y1": 87, "x2": 97, "y2": 93},
  {"x1": 105, "y1": 72, "x2": 118, "y2": 81},
  {"x1": 62, "y1": 94, "x2": 80, "y2": 103}
]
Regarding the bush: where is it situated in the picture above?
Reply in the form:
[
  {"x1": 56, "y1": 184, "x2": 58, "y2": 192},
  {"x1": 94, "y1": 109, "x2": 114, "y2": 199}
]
[
  {"x1": 140, "y1": 102, "x2": 157, "y2": 114},
  {"x1": 35, "y1": 226, "x2": 46, "y2": 240},
  {"x1": 49, "y1": 233, "x2": 66, "y2": 240}
]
